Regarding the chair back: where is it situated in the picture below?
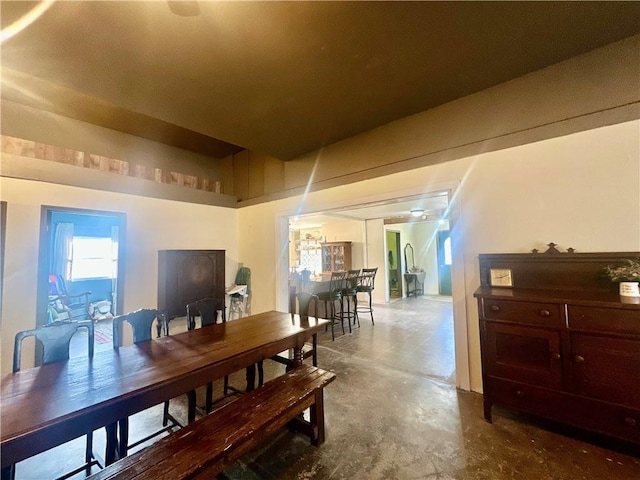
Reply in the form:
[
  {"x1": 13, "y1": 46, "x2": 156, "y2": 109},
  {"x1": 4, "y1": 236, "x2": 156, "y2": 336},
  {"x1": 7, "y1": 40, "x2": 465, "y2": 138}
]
[
  {"x1": 112, "y1": 308, "x2": 166, "y2": 348},
  {"x1": 186, "y1": 297, "x2": 225, "y2": 330},
  {"x1": 234, "y1": 267, "x2": 251, "y2": 294},
  {"x1": 344, "y1": 269, "x2": 361, "y2": 291},
  {"x1": 358, "y1": 267, "x2": 378, "y2": 290},
  {"x1": 328, "y1": 270, "x2": 348, "y2": 294},
  {"x1": 13, "y1": 320, "x2": 94, "y2": 373}
]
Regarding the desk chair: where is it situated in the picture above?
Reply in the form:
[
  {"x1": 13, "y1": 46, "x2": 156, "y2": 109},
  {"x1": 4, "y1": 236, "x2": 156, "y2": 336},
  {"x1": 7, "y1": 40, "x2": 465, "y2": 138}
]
[
  {"x1": 186, "y1": 297, "x2": 229, "y2": 414},
  {"x1": 316, "y1": 271, "x2": 347, "y2": 340},
  {"x1": 356, "y1": 267, "x2": 378, "y2": 325},
  {"x1": 11, "y1": 321, "x2": 101, "y2": 480},
  {"x1": 111, "y1": 309, "x2": 181, "y2": 460},
  {"x1": 258, "y1": 291, "x2": 320, "y2": 386}
]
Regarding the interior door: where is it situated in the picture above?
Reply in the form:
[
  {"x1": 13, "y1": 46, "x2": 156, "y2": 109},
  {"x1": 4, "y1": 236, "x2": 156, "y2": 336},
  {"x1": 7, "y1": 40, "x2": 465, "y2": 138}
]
[
  {"x1": 37, "y1": 206, "x2": 126, "y2": 327},
  {"x1": 436, "y1": 230, "x2": 452, "y2": 295}
]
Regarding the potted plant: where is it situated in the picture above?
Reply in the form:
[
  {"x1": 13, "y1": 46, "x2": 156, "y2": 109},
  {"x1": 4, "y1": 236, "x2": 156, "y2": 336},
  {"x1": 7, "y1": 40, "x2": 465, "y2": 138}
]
[{"x1": 604, "y1": 258, "x2": 640, "y2": 297}]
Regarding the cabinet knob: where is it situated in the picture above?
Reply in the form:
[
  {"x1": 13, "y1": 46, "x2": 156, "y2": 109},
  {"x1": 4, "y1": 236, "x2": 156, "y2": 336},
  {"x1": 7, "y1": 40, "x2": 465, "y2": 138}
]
[
  {"x1": 515, "y1": 390, "x2": 524, "y2": 397},
  {"x1": 574, "y1": 355, "x2": 585, "y2": 363},
  {"x1": 539, "y1": 309, "x2": 551, "y2": 317},
  {"x1": 624, "y1": 417, "x2": 637, "y2": 427},
  {"x1": 490, "y1": 305, "x2": 501, "y2": 312},
  {"x1": 551, "y1": 353, "x2": 561, "y2": 360}
]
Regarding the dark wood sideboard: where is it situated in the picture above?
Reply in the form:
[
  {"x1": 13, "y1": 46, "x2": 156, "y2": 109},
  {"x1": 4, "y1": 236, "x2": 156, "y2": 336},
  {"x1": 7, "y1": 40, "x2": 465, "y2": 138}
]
[
  {"x1": 474, "y1": 246, "x2": 640, "y2": 444},
  {"x1": 158, "y1": 250, "x2": 225, "y2": 320}
]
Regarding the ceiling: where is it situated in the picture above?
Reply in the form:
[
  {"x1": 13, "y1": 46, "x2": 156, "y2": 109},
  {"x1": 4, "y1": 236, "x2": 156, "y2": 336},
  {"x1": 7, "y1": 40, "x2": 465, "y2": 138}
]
[
  {"x1": 290, "y1": 191, "x2": 450, "y2": 230},
  {"x1": 1, "y1": 2, "x2": 639, "y2": 161}
]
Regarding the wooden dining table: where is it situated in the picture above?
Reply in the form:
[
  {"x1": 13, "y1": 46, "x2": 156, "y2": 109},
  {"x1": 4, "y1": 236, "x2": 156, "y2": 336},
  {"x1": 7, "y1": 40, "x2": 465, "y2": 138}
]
[{"x1": 0, "y1": 311, "x2": 329, "y2": 476}]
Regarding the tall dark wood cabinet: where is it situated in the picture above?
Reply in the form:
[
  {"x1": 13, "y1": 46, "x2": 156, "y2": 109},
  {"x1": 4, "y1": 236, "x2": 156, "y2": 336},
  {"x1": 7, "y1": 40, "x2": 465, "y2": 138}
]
[
  {"x1": 475, "y1": 246, "x2": 640, "y2": 445},
  {"x1": 158, "y1": 250, "x2": 225, "y2": 319}
]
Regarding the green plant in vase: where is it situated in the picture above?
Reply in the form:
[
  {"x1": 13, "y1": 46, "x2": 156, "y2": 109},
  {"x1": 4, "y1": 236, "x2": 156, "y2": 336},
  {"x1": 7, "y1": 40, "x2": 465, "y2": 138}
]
[{"x1": 604, "y1": 258, "x2": 640, "y2": 297}]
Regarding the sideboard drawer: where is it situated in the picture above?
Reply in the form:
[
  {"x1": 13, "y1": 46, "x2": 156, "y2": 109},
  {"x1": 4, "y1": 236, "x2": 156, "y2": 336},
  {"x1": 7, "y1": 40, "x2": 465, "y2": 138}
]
[
  {"x1": 482, "y1": 299, "x2": 564, "y2": 327},
  {"x1": 568, "y1": 305, "x2": 640, "y2": 335},
  {"x1": 485, "y1": 376, "x2": 640, "y2": 444}
]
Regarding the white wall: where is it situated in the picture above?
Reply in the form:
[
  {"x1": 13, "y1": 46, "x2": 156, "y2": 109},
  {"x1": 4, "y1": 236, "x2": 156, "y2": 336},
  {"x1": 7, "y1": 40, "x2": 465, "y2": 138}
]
[
  {"x1": 321, "y1": 218, "x2": 366, "y2": 270},
  {"x1": 0, "y1": 177, "x2": 238, "y2": 374},
  {"x1": 238, "y1": 121, "x2": 640, "y2": 393}
]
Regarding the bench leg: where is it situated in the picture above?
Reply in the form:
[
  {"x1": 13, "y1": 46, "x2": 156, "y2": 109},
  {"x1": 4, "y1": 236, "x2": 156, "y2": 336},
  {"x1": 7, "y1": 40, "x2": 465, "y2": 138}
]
[{"x1": 310, "y1": 388, "x2": 326, "y2": 446}]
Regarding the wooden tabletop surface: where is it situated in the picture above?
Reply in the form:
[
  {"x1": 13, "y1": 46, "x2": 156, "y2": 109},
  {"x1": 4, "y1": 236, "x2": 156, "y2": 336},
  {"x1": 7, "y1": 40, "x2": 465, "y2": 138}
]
[{"x1": 1, "y1": 311, "x2": 328, "y2": 467}]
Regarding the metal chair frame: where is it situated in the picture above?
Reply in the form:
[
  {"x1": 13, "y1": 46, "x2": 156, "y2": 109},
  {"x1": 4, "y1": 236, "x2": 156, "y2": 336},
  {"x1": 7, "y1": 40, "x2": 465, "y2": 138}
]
[
  {"x1": 356, "y1": 267, "x2": 378, "y2": 325},
  {"x1": 317, "y1": 271, "x2": 347, "y2": 340}
]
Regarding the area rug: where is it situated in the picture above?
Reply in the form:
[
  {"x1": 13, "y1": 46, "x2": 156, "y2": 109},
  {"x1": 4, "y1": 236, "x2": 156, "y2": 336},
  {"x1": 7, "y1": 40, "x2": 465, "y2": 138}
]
[{"x1": 94, "y1": 323, "x2": 113, "y2": 344}]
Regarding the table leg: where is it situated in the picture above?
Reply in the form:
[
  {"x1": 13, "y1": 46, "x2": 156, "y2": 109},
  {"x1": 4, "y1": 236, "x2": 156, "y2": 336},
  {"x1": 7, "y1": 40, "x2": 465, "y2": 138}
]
[
  {"x1": 292, "y1": 346, "x2": 304, "y2": 368},
  {"x1": 105, "y1": 422, "x2": 118, "y2": 465},
  {"x1": 245, "y1": 364, "x2": 256, "y2": 392}
]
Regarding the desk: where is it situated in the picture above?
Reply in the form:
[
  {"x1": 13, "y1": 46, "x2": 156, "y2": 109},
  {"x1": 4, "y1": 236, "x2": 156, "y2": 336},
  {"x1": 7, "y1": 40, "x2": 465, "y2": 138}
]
[
  {"x1": 1, "y1": 311, "x2": 328, "y2": 472},
  {"x1": 404, "y1": 272, "x2": 426, "y2": 297}
]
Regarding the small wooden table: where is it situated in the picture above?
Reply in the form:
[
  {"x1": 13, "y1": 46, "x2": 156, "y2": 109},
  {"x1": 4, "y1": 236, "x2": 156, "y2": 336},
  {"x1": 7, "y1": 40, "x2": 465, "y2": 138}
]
[
  {"x1": 1, "y1": 311, "x2": 328, "y2": 474},
  {"x1": 404, "y1": 272, "x2": 426, "y2": 297}
]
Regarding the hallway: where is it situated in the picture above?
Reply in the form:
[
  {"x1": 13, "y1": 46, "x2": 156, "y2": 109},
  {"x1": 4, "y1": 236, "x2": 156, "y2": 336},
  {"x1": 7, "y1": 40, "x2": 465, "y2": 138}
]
[{"x1": 13, "y1": 296, "x2": 640, "y2": 479}]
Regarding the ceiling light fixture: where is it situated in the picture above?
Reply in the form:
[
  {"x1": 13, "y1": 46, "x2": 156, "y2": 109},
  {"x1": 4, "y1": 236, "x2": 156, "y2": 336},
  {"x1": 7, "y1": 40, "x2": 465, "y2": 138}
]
[{"x1": 410, "y1": 209, "x2": 424, "y2": 217}]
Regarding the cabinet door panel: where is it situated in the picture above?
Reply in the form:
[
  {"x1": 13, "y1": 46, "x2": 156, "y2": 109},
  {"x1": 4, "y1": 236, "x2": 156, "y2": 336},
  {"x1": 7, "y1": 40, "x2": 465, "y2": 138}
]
[
  {"x1": 484, "y1": 322, "x2": 563, "y2": 388},
  {"x1": 571, "y1": 333, "x2": 640, "y2": 408}
]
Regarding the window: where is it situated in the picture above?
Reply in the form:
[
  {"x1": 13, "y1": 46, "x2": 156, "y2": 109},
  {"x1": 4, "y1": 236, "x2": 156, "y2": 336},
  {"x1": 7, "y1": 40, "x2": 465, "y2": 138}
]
[
  {"x1": 71, "y1": 236, "x2": 117, "y2": 280},
  {"x1": 443, "y1": 236, "x2": 452, "y2": 266}
]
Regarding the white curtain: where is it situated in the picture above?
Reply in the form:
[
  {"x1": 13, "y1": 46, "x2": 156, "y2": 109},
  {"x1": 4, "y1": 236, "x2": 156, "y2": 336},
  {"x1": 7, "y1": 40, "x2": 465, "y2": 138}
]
[{"x1": 52, "y1": 222, "x2": 74, "y2": 280}]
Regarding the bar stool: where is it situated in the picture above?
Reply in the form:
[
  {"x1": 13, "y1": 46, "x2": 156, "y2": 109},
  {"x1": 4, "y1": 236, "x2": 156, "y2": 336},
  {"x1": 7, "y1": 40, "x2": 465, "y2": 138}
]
[
  {"x1": 356, "y1": 267, "x2": 378, "y2": 325},
  {"x1": 340, "y1": 269, "x2": 361, "y2": 332},
  {"x1": 316, "y1": 271, "x2": 347, "y2": 340}
]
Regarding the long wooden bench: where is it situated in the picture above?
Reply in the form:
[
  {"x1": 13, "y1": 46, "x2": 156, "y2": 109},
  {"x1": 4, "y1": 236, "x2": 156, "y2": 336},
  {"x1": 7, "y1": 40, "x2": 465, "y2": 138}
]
[{"x1": 88, "y1": 365, "x2": 336, "y2": 480}]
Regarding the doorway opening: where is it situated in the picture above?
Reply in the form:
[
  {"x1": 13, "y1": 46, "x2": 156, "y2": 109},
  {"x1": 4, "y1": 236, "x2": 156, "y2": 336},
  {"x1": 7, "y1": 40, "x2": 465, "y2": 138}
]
[
  {"x1": 386, "y1": 230, "x2": 402, "y2": 298},
  {"x1": 37, "y1": 207, "x2": 126, "y2": 328},
  {"x1": 278, "y1": 186, "x2": 467, "y2": 389}
]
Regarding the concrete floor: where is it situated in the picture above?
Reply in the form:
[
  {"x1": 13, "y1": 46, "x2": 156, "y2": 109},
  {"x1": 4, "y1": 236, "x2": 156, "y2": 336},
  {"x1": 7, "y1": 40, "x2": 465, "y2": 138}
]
[{"x1": 13, "y1": 295, "x2": 640, "y2": 479}]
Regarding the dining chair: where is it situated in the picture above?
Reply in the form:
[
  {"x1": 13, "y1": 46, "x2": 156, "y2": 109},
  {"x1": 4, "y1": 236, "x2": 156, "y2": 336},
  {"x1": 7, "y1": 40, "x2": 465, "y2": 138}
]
[
  {"x1": 356, "y1": 267, "x2": 378, "y2": 325},
  {"x1": 11, "y1": 320, "x2": 102, "y2": 480},
  {"x1": 111, "y1": 309, "x2": 182, "y2": 459},
  {"x1": 186, "y1": 297, "x2": 229, "y2": 414},
  {"x1": 316, "y1": 270, "x2": 347, "y2": 340}
]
